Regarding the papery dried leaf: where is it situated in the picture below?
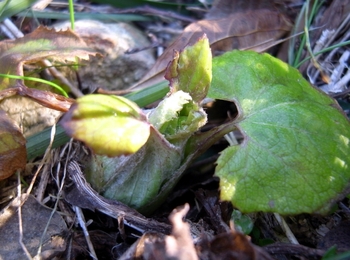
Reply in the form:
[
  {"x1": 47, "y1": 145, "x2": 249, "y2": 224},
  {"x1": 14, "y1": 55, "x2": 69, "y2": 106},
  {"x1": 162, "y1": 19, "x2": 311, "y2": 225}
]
[
  {"x1": 0, "y1": 110, "x2": 26, "y2": 180},
  {"x1": 132, "y1": 7, "x2": 291, "y2": 90},
  {"x1": 165, "y1": 204, "x2": 198, "y2": 260},
  {"x1": 0, "y1": 26, "x2": 97, "y2": 90},
  {"x1": 201, "y1": 231, "x2": 273, "y2": 260},
  {"x1": 19, "y1": 86, "x2": 74, "y2": 112},
  {"x1": 118, "y1": 205, "x2": 197, "y2": 260}
]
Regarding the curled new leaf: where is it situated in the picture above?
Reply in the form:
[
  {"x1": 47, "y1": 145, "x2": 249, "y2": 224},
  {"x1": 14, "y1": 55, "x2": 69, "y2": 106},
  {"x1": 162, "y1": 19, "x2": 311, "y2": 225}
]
[
  {"x1": 209, "y1": 50, "x2": 350, "y2": 214},
  {"x1": 61, "y1": 94, "x2": 150, "y2": 156},
  {"x1": 83, "y1": 36, "x2": 211, "y2": 213},
  {"x1": 165, "y1": 34, "x2": 211, "y2": 103},
  {"x1": 148, "y1": 90, "x2": 207, "y2": 144}
]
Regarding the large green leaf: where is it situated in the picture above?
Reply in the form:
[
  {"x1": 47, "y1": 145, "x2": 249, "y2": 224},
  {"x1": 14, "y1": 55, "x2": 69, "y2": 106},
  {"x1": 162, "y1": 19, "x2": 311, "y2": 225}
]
[{"x1": 209, "y1": 50, "x2": 350, "y2": 214}]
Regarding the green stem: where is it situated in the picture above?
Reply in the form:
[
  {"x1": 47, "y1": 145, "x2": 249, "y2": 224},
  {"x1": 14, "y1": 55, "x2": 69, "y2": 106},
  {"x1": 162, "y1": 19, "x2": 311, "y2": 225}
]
[
  {"x1": 295, "y1": 40, "x2": 350, "y2": 68},
  {"x1": 292, "y1": 0, "x2": 323, "y2": 68},
  {"x1": 68, "y1": 0, "x2": 75, "y2": 30},
  {"x1": 0, "y1": 73, "x2": 68, "y2": 97}
]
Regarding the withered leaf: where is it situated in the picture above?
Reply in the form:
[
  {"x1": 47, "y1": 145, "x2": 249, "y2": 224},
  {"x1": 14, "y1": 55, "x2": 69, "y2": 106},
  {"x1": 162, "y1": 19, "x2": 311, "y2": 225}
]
[
  {"x1": 203, "y1": 231, "x2": 274, "y2": 260},
  {"x1": 0, "y1": 110, "x2": 26, "y2": 180},
  {"x1": 132, "y1": 7, "x2": 291, "y2": 90},
  {"x1": 0, "y1": 26, "x2": 98, "y2": 112},
  {"x1": 0, "y1": 26, "x2": 96, "y2": 90}
]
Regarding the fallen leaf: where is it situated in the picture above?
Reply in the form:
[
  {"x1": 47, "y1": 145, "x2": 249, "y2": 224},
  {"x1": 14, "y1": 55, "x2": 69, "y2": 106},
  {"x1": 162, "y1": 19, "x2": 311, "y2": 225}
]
[
  {"x1": 209, "y1": 50, "x2": 350, "y2": 214},
  {"x1": 199, "y1": 230, "x2": 273, "y2": 260},
  {"x1": 165, "y1": 204, "x2": 198, "y2": 260},
  {"x1": 0, "y1": 26, "x2": 98, "y2": 112},
  {"x1": 0, "y1": 26, "x2": 95, "y2": 90},
  {"x1": 0, "y1": 110, "x2": 26, "y2": 180},
  {"x1": 132, "y1": 1, "x2": 291, "y2": 90},
  {"x1": 118, "y1": 204, "x2": 197, "y2": 260}
]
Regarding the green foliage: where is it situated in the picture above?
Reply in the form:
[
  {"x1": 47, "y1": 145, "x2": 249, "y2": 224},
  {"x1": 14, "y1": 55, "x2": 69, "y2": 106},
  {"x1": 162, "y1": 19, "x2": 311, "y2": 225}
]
[
  {"x1": 322, "y1": 248, "x2": 350, "y2": 260},
  {"x1": 209, "y1": 50, "x2": 350, "y2": 214},
  {"x1": 231, "y1": 210, "x2": 254, "y2": 235},
  {"x1": 85, "y1": 127, "x2": 183, "y2": 212},
  {"x1": 0, "y1": 0, "x2": 37, "y2": 21},
  {"x1": 89, "y1": 0, "x2": 196, "y2": 12},
  {"x1": 165, "y1": 35, "x2": 212, "y2": 102},
  {"x1": 75, "y1": 36, "x2": 211, "y2": 214},
  {"x1": 322, "y1": 246, "x2": 338, "y2": 260},
  {"x1": 68, "y1": 0, "x2": 75, "y2": 30},
  {"x1": 61, "y1": 34, "x2": 350, "y2": 216},
  {"x1": 148, "y1": 90, "x2": 207, "y2": 144},
  {"x1": 62, "y1": 94, "x2": 150, "y2": 156},
  {"x1": 289, "y1": 0, "x2": 323, "y2": 67}
]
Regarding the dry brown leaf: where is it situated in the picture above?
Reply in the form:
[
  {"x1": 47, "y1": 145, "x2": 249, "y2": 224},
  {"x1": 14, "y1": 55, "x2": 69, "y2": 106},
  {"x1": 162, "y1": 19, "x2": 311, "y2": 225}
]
[
  {"x1": 201, "y1": 230, "x2": 274, "y2": 260},
  {"x1": 165, "y1": 204, "x2": 198, "y2": 260},
  {"x1": 119, "y1": 204, "x2": 197, "y2": 260},
  {"x1": 308, "y1": 0, "x2": 350, "y2": 49},
  {"x1": 0, "y1": 26, "x2": 95, "y2": 90},
  {"x1": 132, "y1": 2, "x2": 292, "y2": 90},
  {"x1": 0, "y1": 110, "x2": 26, "y2": 180},
  {"x1": 0, "y1": 26, "x2": 98, "y2": 112}
]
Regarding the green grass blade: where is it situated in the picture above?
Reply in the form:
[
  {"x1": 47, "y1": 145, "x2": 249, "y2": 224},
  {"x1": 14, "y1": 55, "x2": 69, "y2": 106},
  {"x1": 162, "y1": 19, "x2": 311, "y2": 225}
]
[
  {"x1": 292, "y1": 0, "x2": 323, "y2": 68},
  {"x1": 288, "y1": 2, "x2": 306, "y2": 65},
  {"x1": 0, "y1": 0, "x2": 37, "y2": 21},
  {"x1": 124, "y1": 80, "x2": 169, "y2": 107},
  {"x1": 68, "y1": 0, "x2": 75, "y2": 30},
  {"x1": 0, "y1": 74, "x2": 69, "y2": 97},
  {"x1": 0, "y1": 0, "x2": 11, "y2": 18},
  {"x1": 26, "y1": 124, "x2": 70, "y2": 160},
  {"x1": 295, "y1": 40, "x2": 350, "y2": 68},
  {"x1": 17, "y1": 10, "x2": 153, "y2": 21}
]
